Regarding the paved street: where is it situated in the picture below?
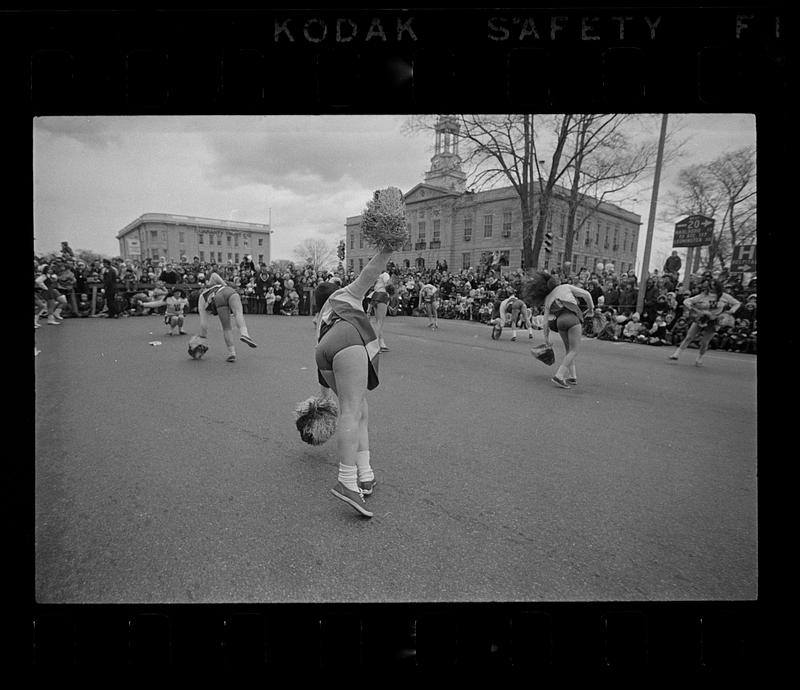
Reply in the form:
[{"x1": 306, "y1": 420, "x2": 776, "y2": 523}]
[{"x1": 34, "y1": 312, "x2": 757, "y2": 604}]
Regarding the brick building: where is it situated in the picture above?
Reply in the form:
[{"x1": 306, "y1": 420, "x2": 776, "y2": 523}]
[{"x1": 345, "y1": 116, "x2": 641, "y2": 275}]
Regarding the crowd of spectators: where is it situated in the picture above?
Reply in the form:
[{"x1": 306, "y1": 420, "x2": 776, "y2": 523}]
[{"x1": 34, "y1": 245, "x2": 756, "y2": 355}]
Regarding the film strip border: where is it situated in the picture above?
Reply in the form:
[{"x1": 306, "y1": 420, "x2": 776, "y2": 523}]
[
  {"x1": 25, "y1": 603, "x2": 762, "y2": 670},
  {"x1": 1, "y1": 7, "x2": 789, "y2": 113}
]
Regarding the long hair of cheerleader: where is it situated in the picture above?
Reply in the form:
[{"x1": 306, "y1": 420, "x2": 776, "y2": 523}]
[{"x1": 521, "y1": 271, "x2": 559, "y2": 307}]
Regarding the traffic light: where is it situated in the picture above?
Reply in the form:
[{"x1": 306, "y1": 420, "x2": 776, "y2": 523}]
[{"x1": 543, "y1": 232, "x2": 553, "y2": 254}]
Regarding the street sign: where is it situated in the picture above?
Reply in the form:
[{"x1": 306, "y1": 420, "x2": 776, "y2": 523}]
[
  {"x1": 673, "y1": 215, "x2": 714, "y2": 247},
  {"x1": 730, "y1": 244, "x2": 757, "y2": 272}
]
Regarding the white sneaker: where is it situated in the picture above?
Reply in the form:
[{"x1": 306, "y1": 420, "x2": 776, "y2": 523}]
[
  {"x1": 47, "y1": 318, "x2": 61, "y2": 325},
  {"x1": 54, "y1": 313, "x2": 64, "y2": 321}
]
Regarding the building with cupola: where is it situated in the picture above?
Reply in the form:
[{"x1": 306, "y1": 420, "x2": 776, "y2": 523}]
[{"x1": 345, "y1": 115, "x2": 642, "y2": 276}]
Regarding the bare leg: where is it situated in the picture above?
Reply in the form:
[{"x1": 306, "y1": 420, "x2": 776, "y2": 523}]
[
  {"x1": 228, "y1": 292, "x2": 250, "y2": 337},
  {"x1": 556, "y1": 324, "x2": 582, "y2": 380},
  {"x1": 670, "y1": 322, "x2": 701, "y2": 359},
  {"x1": 197, "y1": 296, "x2": 210, "y2": 338},
  {"x1": 329, "y1": 345, "x2": 368, "y2": 472},
  {"x1": 695, "y1": 328, "x2": 716, "y2": 365},
  {"x1": 372, "y1": 302, "x2": 388, "y2": 348}
]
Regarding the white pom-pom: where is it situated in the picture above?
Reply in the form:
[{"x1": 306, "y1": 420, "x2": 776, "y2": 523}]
[
  {"x1": 188, "y1": 335, "x2": 209, "y2": 359},
  {"x1": 294, "y1": 395, "x2": 339, "y2": 445},
  {"x1": 360, "y1": 186, "x2": 409, "y2": 251}
]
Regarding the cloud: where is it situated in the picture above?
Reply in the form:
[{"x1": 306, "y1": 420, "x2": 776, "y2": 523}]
[{"x1": 203, "y1": 115, "x2": 431, "y2": 194}]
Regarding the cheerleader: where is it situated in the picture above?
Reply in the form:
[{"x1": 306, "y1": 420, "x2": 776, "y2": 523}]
[
  {"x1": 668, "y1": 278, "x2": 741, "y2": 366},
  {"x1": 489, "y1": 290, "x2": 534, "y2": 341},
  {"x1": 369, "y1": 267, "x2": 392, "y2": 352},
  {"x1": 523, "y1": 271, "x2": 594, "y2": 388},
  {"x1": 418, "y1": 282, "x2": 439, "y2": 329},
  {"x1": 141, "y1": 287, "x2": 190, "y2": 336},
  {"x1": 193, "y1": 272, "x2": 257, "y2": 363},
  {"x1": 314, "y1": 247, "x2": 394, "y2": 518},
  {"x1": 35, "y1": 265, "x2": 67, "y2": 325}
]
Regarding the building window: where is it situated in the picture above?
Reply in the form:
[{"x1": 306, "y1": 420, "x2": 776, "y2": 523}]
[
  {"x1": 543, "y1": 257, "x2": 550, "y2": 269},
  {"x1": 217, "y1": 252, "x2": 223, "y2": 262},
  {"x1": 604, "y1": 225, "x2": 610, "y2": 250},
  {"x1": 359, "y1": 258, "x2": 364, "y2": 272},
  {"x1": 349, "y1": 259, "x2": 354, "y2": 271},
  {"x1": 502, "y1": 211, "x2": 512, "y2": 237},
  {"x1": 199, "y1": 251, "x2": 205, "y2": 261},
  {"x1": 546, "y1": 212, "x2": 553, "y2": 233},
  {"x1": 418, "y1": 221, "x2": 426, "y2": 240},
  {"x1": 350, "y1": 233, "x2": 355, "y2": 250},
  {"x1": 594, "y1": 223, "x2": 600, "y2": 246},
  {"x1": 623, "y1": 230, "x2": 628, "y2": 252},
  {"x1": 234, "y1": 235, "x2": 239, "y2": 247},
  {"x1": 484, "y1": 214, "x2": 493, "y2": 238},
  {"x1": 235, "y1": 253, "x2": 239, "y2": 263},
  {"x1": 559, "y1": 213, "x2": 565, "y2": 237},
  {"x1": 258, "y1": 254, "x2": 264, "y2": 264},
  {"x1": 258, "y1": 237, "x2": 264, "y2": 247},
  {"x1": 199, "y1": 234, "x2": 204, "y2": 244},
  {"x1": 572, "y1": 254, "x2": 578, "y2": 266},
  {"x1": 500, "y1": 250, "x2": 510, "y2": 266},
  {"x1": 227, "y1": 253, "x2": 232, "y2": 261},
  {"x1": 463, "y1": 216, "x2": 472, "y2": 241},
  {"x1": 462, "y1": 252, "x2": 471, "y2": 270},
  {"x1": 359, "y1": 234, "x2": 364, "y2": 249},
  {"x1": 151, "y1": 249, "x2": 159, "y2": 260},
  {"x1": 179, "y1": 231, "x2": 185, "y2": 243},
  {"x1": 244, "y1": 234, "x2": 249, "y2": 247},
  {"x1": 151, "y1": 230, "x2": 158, "y2": 239},
  {"x1": 557, "y1": 251, "x2": 563, "y2": 265},
  {"x1": 433, "y1": 219, "x2": 440, "y2": 242},
  {"x1": 217, "y1": 236, "x2": 222, "y2": 245}
]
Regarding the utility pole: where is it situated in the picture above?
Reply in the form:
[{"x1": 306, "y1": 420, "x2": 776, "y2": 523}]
[{"x1": 636, "y1": 114, "x2": 668, "y2": 316}]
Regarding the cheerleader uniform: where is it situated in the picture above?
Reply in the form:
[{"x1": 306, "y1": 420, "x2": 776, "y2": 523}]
[{"x1": 315, "y1": 275, "x2": 381, "y2": 391}]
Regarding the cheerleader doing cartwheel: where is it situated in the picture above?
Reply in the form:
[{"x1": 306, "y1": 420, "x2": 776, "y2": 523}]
[
  {"x1": 192, "y1": 272, "x2": 258, "y2": 362},
  {"x1": 523, "y1": 272, "x2": 595, "y2": 388}
]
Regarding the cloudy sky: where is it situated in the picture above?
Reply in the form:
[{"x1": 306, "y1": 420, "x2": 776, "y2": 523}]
[{"x1": 33, "y1": 113, "x2": 754, "y2": 272}]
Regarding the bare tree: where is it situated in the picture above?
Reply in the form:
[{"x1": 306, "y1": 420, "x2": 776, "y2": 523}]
[
  {"x1": 663, "y1": 146, "x2": 756, "y2": 271},
  {"x1": 559, "y1": 114, "x2": 684, "y2": 270},
  {"x1": 707, "y1": 147, "x2": 757, "y2": 268},
  {"x1": 292, "y1": 237, "x2": 338, "y2": 273},
  {"x1": 405, "y1": 114, "x2": 579, "y2": 271},
  {"x1": 405, "y1": 114, "x2": 680, "y2": 273}
]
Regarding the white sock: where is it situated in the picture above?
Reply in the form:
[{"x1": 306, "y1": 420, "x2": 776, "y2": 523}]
[
  {"x1": 338, "y1": 463, "x2": 358, "y2": 491},
  {"x1": 228, "y1": 345, "x2": 236, "y2": 355},
  {"x1": 512, "y1": 329, "x2": 517, "y2": 338},
  {"x1": 356, "y1": 450, "x2": 374, "y2": 483}
]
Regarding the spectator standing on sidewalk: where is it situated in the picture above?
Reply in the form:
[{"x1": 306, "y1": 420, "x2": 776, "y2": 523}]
[{"x1": 102, "y1": 259, "x2": 120, "y2": 319}]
